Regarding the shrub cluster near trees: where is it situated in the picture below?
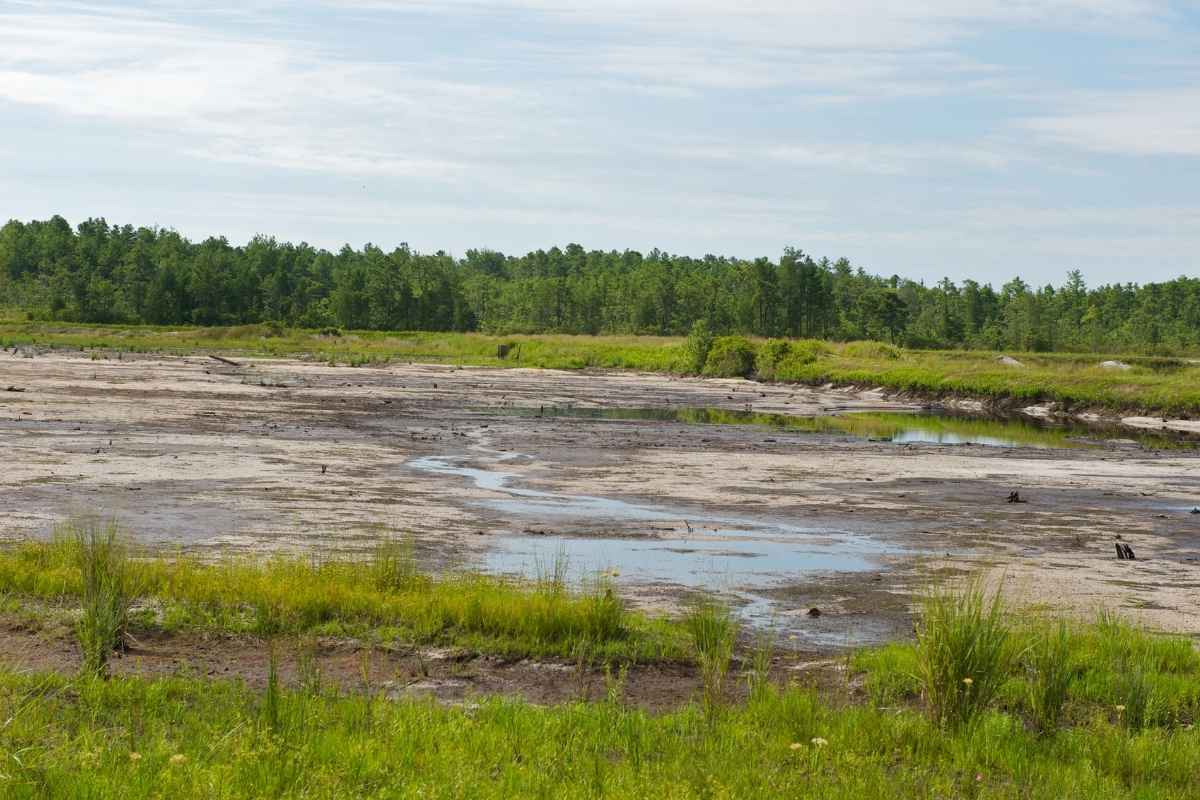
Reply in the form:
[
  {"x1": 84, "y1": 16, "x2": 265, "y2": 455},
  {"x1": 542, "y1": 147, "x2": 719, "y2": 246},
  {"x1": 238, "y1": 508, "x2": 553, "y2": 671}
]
[{"x1": 2, "y1": 215, "x2": 1198, "y2": 353}]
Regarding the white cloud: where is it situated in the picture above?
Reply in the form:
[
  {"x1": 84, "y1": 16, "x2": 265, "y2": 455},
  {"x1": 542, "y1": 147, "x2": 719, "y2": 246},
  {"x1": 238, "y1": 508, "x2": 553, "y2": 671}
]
[
  {"x1": 0, "y1": 0, "x2": 1196, "y2": 283},
  {"x1": 327, "y1": 1, "x2": 1167, "y2": 49},
  {"x1": 0, "y1": 5, "x2": 541, "y2": 178},
  {"x1": 1026, "y1": 88, "x2": 1200, "y2": 156}
]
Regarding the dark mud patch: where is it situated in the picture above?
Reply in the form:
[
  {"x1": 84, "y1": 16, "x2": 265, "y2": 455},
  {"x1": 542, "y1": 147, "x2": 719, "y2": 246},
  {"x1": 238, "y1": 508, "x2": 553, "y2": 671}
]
[{"x1": 0, "y1": 620, "x2": 850, "y2": 712}]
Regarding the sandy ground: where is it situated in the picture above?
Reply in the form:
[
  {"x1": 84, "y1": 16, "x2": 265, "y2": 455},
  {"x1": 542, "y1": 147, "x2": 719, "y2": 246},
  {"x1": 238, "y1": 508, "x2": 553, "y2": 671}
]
[{"x1": 3, "y1": 351, "x2": 1200, "y2": 648}]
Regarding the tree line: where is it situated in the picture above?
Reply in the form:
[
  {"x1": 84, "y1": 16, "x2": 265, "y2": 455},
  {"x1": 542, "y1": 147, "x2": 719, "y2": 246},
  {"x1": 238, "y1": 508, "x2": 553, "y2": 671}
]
[{"x1": 1, "y1": 215, "x2": 1197, "y2": 353}]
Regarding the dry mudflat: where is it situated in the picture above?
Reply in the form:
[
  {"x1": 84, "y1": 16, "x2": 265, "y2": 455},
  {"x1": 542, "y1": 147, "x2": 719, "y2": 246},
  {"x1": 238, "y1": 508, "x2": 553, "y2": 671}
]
[{"x1": 3, "y1": 351, "x2": 1200, "y2": 656}]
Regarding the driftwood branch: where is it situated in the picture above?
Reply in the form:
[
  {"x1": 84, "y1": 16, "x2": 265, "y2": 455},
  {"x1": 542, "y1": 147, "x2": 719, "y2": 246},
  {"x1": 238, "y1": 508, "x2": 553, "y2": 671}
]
[{"x1": 208, "y1": 354, "x2": 242, "y2": 367}]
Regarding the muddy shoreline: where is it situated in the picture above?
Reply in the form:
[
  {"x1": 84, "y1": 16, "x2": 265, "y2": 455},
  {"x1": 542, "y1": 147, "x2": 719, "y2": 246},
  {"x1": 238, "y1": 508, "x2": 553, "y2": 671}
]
[{"x1": 3, "y1": 352, "x2": 1200, "y2": 652}]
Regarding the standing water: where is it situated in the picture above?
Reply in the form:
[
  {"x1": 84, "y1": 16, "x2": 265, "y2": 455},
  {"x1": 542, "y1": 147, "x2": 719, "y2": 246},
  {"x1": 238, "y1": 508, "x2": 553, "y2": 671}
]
[{"x1": 408, "y1": 455, "x2": 901, "y2": 636}]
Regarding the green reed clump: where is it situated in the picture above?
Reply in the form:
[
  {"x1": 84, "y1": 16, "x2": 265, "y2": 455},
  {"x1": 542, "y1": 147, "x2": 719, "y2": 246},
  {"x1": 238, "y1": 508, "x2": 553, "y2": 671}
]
[
  {"x1": 1025, "y1": 620, "x2": 1073, "y2": 732},
  {"x1": 915, "y1": 580, "x2": 1015, "y2": 728},
  {"x1": 685, "y1": 597, "x2": 737, "y2": 710},
  {"x1": 70, "y1": 521, "x2": 133, "y2": 678}
]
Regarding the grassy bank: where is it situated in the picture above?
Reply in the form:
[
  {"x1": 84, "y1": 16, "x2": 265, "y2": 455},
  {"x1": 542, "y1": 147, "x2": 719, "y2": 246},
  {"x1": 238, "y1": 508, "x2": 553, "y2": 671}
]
[
  {"x1": 4, "y1": 532, "x2": 1200, "y2": 797},
  {"x1": 3, "y1": 608, "x2": 1199, "y2": 798},
  {"x1": 0, "y1": 526, "x2": 687, "y2": 663},
  {"x1": 4, "y1": 319, "x2": 1200, "y2": 414}
]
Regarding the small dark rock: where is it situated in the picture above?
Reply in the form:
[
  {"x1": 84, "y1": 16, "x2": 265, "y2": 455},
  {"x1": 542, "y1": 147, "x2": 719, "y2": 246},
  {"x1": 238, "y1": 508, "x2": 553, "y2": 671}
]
[{"x1": 807, "y1": 607, "x2": 821, "y2": 618}]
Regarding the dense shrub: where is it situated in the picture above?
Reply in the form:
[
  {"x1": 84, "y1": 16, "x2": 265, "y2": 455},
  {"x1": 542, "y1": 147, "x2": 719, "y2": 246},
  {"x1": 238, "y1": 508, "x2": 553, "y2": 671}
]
[
  {"x1": 702, "y1": 336, "x2": 756, "y2": 378},
  {"x1": 683, "y1": 319, "x2": 715, "y2": 374},
  {"x1": 754, "y1": 339, "x2": 791, "y2": 380},
  {"x1": 842, "y1": 340, "x2": 903, "y2": 360}
]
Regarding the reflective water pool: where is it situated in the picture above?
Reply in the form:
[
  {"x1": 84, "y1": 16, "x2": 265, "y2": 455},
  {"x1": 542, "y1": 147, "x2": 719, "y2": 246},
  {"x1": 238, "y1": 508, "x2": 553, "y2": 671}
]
[
  {"x1": 408, "y1": 454, "x2": 901, "y2": 637},
  {"x1": 477, "y1": 405, "x2": 1198, "y2": 450}
]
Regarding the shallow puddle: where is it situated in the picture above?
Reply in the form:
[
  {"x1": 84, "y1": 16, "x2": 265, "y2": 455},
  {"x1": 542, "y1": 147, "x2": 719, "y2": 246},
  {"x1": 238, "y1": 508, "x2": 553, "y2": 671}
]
[
  {"x1": 408, "y1": 455, "x2": 900, "y2": 639},
  {"x1": 478, "y1": 405, "x2": 1197, "y2": 450}
]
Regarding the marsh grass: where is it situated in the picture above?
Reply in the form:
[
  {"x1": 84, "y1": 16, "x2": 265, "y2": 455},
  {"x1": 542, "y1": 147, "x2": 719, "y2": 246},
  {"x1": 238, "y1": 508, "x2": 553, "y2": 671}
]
[
  {"x1": 684, "y1": 597, "x2": 737, "y2": 710},
  {"x1": 1025, "y1": 620, "x2": 1073, "y2": 732},
  {"x1": 855, "y1": 607, "x2": 1200, "y2": 734},
  {"x1": 745, "y1": 628, "x2": 775, "y2": 701},
  {"x1": 4, "y1": 666, "x2": 1200, "y2": 799},
  {"x1": 369, "y1": 536, "x2": 424, "y2": 592},
  {"x1": 70, "y1": 521, "x2": 133, "y2": 678},
  {"x1": 914, "y1": 580, "x2": 1016, "y2": 728},
  {"x1": 6, "y1": 321, "x2": 1200, "y2": 414},
  {"x1": 0, "y1": 533, "x2": 686, "y2": 662}
]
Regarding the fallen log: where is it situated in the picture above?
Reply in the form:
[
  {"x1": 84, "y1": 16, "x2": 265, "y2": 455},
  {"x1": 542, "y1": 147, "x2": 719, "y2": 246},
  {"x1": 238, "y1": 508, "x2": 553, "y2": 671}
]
[{"x1": 208, "y1": 354, "x2": 242, "y2": 367}]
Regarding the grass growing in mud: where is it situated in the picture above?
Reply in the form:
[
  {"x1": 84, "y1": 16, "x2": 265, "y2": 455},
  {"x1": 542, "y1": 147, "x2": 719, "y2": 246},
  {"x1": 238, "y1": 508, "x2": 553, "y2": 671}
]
[
  {"x1": 4, "y1": 320, "x2": 1200, "y2": 414},
  {"x1": 3, "y1": 545, "x2": 1200, "y2": 797},
  {"x1": 71, "y1": 522, "x2": 132, "y2": 678},
  {"x1": 854, "y1": 609, "x2": 1200, "y2": 732},
  {"x1": 0, "y1": 524, "x2": 687, "y2": 662},
  {"x1": 3, "y1": 614, "x2": 1200, "y2": 799}
]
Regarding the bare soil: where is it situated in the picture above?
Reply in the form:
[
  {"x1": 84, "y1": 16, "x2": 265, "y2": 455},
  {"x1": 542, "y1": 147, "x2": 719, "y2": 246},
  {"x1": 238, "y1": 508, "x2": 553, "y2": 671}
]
[
  {"x1": 0, "y1": 620, "x2": 849, "y2": 712},
  {"x1": 3, "y1": 351, "x2": 1200, "y2": 663}
]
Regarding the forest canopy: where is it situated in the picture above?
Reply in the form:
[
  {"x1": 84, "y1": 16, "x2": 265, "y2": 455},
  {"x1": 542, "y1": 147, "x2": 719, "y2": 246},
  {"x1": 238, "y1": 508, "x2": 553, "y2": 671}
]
[{"x1": 1, "y1": 215, "x2": 1197, "y2": 353}]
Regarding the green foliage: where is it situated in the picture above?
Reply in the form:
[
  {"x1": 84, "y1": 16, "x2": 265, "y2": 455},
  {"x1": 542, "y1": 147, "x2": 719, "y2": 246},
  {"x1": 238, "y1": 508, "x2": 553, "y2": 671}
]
[
  {"x1": 702, "y1": 336, "x2": 757, "y2": 378},
  {"x1": 856, "y1": 611, "x2": 1200, "y2": 733},
  {"x1": 684, "y1": 598, "x2": 737, "y2": 709},
  {"x1": 0, "y1": 534, "x2": 687, "y2": 663},
  {"x1": 745, "y1": 628, "x2": 775, "y2": 702},
  {"x1": 8, "y1": 216, "x2": 1200, "y2": 353},
  {"x1": 915, "y1": 580, "x2": 1016, "y2": 728},
  {"x1": 754, "y1": 338, "x2": 790, "y2": 379},
  {"x1": 852, "y1": 642, "x2": 921, "y2": 706},
  {"x1": 4, "y1": 323, "x2": 1200, "y2": 413},
  {"x1": 1025, "y1": 621, "x2": 1074, "y2": 732},
  {"x1": 842, "y1": 340, "x2": 903, "y2": 360},
  {"x1": 5, "y1": 664, "x2": 1200, "y2": 798},
  {"x1": 767, "y1": 339, "x2": 830, "y2": 380},
  {"x1": 70, "y1": 521, "x2": 132, "y2": 678},
  {"x1": 683, "y1": 319, "x2": 714, "y2": 374},
  {"x1": 369, "y1": 536, "x2": 424, "y2": 592}
]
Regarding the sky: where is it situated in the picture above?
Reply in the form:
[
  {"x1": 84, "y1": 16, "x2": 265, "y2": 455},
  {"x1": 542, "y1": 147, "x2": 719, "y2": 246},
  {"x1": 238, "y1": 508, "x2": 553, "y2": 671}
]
[{"x1": 1, "y1": 1, "x2": 1198, "y2": 287}]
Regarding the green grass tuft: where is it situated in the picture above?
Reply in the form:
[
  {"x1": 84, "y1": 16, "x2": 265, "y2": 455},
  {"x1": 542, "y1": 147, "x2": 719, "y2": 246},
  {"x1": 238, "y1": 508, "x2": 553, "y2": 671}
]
[
  {"x1": 684, "y1": 597, "x2": 737, "y2": 710},
  {"x1": 915, "y1": 579, "x2": 1016, "y2": 728},
  {"x1": 70, "y1": 520, "x2": 132, "y2": 679},
  {"x1": 1025, "y1": 620, "x2": 1074, "y2": 733}
]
